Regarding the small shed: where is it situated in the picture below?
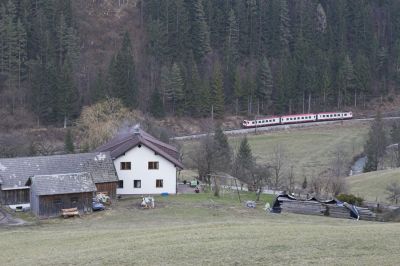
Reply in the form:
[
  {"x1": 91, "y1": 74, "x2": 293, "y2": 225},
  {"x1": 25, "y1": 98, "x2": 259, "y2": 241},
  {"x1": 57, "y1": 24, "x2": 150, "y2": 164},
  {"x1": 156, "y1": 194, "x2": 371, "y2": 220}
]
[
  {"x1": 26, "y1": 172, "x2": 97, "y2": 218},
  {"x1": 0, "y1": 152, "x2": 118, "y2": 205}
]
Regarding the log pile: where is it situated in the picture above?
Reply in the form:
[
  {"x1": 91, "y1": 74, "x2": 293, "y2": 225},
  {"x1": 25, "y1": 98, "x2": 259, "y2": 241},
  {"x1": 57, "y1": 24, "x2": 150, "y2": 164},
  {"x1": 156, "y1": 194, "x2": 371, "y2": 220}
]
[
  {"x1": 357, "y1": 207, "x2": 376, "y2": 221},
  {"x1": 61, "y1": 207, "x2": 80, "y2": 218},
  {"x1": 279, "y1": 198, "x2": 326, "y2": 216},
  {"x1": 275, "y1": 195, "x2": 377, "y2": 221}
]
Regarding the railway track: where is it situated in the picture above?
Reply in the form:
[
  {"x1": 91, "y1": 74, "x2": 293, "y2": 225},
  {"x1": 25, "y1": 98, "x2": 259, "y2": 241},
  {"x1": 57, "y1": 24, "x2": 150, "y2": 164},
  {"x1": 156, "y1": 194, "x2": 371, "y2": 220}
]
[{"x1": 172, "y1": 116, "x2": 400, "y2": 141}]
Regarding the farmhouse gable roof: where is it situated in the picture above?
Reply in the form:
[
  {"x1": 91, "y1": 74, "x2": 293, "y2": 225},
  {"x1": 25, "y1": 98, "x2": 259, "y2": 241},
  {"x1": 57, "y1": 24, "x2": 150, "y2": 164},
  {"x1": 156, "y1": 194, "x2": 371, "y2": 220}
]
[
  {"x1": 26, "y1": 172, "x2": 97, "y2": 196},
  {"x1": 0, "y1": 152, "x2": 118, "y2": 189},
  {"x1": 96, "y1": 129, "x2": 184, "y2": 169}
]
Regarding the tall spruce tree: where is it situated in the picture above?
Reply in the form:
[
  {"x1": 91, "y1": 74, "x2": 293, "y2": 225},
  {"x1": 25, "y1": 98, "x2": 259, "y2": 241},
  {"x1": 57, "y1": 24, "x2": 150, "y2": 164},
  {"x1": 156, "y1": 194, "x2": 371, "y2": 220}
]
[
  {"x1": 58, "y1": 57, "x2": 78, "y2": 126},
  {"x1": 187, "y1": 0, "x2": 211, "y2": 61},
  {"x1": 108, "y1": 32, "x2": 137, "y2": 108},
  {"x1": 256, "y1": 57, "x2": 273, "y2": 114},
  {"x1": 213, "y1": 124, "x2": 232, "y2": 173},
  {"x1": 234, "y1": 137, "x2": 254, "y2": 184},
  {"x1": 279, "y1": 0, "x2": 290, "y2": 57},
  {"x1": 225, "y1": 9, "x2": 239, "y2": 68},
  {"x1": 64, "y1": 129, "x2": 74, "y2": 153},
  {"x1": 364, "y1": 111, "x2": 387, "y2": 172},
  {"x1": 233, "y1": 67, "x2": 243, "y2": 115},
  {"x1": 150, "y1": 87, "x2": 165, "y2": 118},
  {"x1": 210, "y1": 61, "x2": 224, "y2": 118},
  {"x1": 168, "y1": 62, "x2": 184, "y2": 115}
]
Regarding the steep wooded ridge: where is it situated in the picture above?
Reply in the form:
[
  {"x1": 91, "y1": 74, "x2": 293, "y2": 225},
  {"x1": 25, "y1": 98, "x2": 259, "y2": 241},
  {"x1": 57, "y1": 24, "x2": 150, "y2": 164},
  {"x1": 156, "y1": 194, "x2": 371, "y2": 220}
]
[{"x1": 1, "y1": 0, "x2": 400, "y2": 128}]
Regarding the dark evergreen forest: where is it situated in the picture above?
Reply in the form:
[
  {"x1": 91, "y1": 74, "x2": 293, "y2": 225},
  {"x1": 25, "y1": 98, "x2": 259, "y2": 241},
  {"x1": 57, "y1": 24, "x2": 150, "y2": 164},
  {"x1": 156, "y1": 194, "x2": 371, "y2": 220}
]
[{"x1": 1, "y1": 0, "x2": 400, "y2": 126}]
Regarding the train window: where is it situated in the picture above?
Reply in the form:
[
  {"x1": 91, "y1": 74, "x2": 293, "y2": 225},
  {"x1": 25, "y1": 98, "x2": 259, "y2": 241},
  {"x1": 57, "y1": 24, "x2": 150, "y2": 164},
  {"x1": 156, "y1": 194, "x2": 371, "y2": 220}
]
[
  {"x1": 252, "y1": 121, "x2": 255, "y2": 124},
  {"x1": 344, "y1": 114, "x2": 347, "y2": 116}
]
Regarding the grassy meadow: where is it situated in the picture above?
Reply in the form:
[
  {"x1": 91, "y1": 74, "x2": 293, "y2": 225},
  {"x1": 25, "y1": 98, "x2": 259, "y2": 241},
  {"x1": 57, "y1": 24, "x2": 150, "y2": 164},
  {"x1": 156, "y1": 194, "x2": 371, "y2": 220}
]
[
  {"x1": 1, "y1": 192, "x2": 400, "y2": 265},
  {"x1": 348, "y1": 168, "x2": 400, "y2": 203},
  {"x1": 181, "y1": 120, "x2": 369, "y2": 180}
]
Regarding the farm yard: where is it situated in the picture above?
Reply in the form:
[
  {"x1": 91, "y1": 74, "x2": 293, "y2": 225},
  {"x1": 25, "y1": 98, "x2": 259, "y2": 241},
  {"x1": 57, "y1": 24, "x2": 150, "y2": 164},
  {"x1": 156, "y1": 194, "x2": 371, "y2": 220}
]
[
  {"x1": 1, "y1": 193, "x2": 400, "y2": 266},
  {"x1": 180, "y1": 120, "x2": 369, "y2": 180}
]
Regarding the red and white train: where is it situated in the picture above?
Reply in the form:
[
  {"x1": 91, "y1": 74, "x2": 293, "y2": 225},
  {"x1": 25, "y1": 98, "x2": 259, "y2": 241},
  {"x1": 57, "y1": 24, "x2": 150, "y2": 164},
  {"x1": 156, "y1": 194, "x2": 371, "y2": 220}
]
[{"x1": 242, "y1": 111, "x2": 353, "y2": 128}]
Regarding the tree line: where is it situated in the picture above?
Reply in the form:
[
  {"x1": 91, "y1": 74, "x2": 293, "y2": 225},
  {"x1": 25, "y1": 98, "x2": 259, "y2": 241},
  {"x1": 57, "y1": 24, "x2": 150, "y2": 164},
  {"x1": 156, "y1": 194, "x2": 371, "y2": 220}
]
[{"x1": 2, "y1": 1, "x2": 400, "y2": 126}]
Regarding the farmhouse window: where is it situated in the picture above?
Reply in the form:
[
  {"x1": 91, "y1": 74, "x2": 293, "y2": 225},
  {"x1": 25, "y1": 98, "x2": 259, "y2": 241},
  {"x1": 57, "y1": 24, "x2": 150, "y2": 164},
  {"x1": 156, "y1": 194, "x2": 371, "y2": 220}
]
[
  {"x1": 148, "y1": 161, "x2": 159, "y2": 170},
  {"x1": 134, "y1": 180, "x2": 141, "y2": 188},
  {"x1": 118, "y1": 180, "x2": 124, "y2": 188},
  {"x1": 156, "y1": 179, "x2": 163, "y2": 188},
  {"x1": 120, "y1": 162, "x2": 131, "y2": 170}
]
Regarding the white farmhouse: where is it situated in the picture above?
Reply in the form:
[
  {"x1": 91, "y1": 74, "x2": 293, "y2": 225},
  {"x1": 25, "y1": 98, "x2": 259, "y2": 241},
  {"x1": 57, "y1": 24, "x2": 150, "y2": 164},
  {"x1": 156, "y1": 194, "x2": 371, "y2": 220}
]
[{"x1": 96, "y1": 127, "x2": 183, "y2": 195}]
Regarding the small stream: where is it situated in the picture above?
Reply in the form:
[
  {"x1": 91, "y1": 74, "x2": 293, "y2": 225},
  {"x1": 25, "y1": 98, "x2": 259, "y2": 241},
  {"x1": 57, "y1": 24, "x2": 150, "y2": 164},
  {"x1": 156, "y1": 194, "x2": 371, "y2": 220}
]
[{"x1": 349, "y1": 156, "x2": 367, "y2": 176}]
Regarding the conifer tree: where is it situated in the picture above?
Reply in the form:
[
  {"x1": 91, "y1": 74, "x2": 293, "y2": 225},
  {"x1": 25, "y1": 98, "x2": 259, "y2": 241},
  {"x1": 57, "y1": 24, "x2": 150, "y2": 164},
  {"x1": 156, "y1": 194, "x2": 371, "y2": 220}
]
[
  {"x1": 279, "y1": 0, "x2": 290, "y2": 56},
  {"x1": 160, "y1": 65, "x2": 170, "y2": 108},
  {"x1": 213, "y1": 124, "x2": 232, "y2": 173},
  {"x1": 108, "y1": 32, "x2": 137, "y2": 108},
  {"x1": 210, "y1": 61, "x2": 224, "y2": 118},
  {"x1": 199, "y1": 81, "x2": 211, "y2": 117},
  {"x1": 234, "y1": 137, "x2": 254, "y2": 184},
  {"x1": 64, "y1": 129, "x2": 74, "y2": 153},
  {"x1": 58, "y1": 57, "x2": 79, "y2": 126},
  {"x1": 90, "y1": 70, "x2": 107, "y2": 104},
  {"x1": 187, "y1": 0, "x2": 211, "y2": 61},
  {"x1": 185, "y1": 57, "x2": 201, "y2": 116},
  {"x1": 364, "y1": 111, "x2": 387, "y2": 172},
  {"x1": 150, "y1": 88, "x2": 165, "y2": 118},
  {"x1": 225, "y1": 9, "x2": 239, "y2": 67},
  {"x1": 339, "y1": 55, "x2": 356, "y2": 107},
  {"x1": 168, "y1": 62, "x2": 184, "y2": 115},
  {"x1": 233, "y1": 67, "x2": 243, "y2": 115},
  {"x1": 256, "y1": 56, "x2": 273, "y2": 114}
]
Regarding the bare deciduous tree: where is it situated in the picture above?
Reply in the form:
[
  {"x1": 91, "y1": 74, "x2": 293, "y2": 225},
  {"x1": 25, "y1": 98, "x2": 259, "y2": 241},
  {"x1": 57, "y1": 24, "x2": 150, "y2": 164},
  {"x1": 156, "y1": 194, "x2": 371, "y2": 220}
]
[
  {"x1": 286, "y1": 165, "x2": 295, "y2": 194},
  {"x1": 270, "y1": 144, "x2": 286, "y2": 191},
  {"x1": 251, "y1": 164, "x2": 271, "y2": 201},
  {"x1": 327, "y1": 145, "x2": 348, "y2": 196}
]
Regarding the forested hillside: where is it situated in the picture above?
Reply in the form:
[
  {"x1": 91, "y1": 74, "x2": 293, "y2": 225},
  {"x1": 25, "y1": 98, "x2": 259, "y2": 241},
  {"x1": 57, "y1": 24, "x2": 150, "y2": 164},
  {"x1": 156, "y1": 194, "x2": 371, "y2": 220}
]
[{"x1": 1, "y1": 0, "x2": 400, "y2": 127}]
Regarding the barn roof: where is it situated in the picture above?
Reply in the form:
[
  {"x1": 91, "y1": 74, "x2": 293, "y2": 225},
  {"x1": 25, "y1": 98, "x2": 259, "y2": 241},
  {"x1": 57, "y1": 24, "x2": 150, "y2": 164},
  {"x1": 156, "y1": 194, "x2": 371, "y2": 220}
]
[
  {"x1": 96, "y1": 128, "x2": 184, "y2": 169},
  {"x1": 26, "y1": 172, "x2": 97, "y2": 196},
  {"x1": 0, "y1": 152, "x2": 118, "y2": 189}
]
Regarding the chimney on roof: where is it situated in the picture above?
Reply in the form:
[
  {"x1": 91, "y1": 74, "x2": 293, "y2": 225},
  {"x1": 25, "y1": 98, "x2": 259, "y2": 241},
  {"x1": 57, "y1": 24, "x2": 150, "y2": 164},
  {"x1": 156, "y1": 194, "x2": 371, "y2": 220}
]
[{"x1": 133, "y1": 124, "x2": 141, "y2": 135}]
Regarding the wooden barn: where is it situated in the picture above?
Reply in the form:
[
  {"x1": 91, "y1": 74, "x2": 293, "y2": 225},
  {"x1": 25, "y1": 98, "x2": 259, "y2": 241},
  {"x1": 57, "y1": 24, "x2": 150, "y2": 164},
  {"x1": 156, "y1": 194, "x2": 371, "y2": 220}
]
[
  {"x1": 0, "y1": 152, "x2": 118, "y2": 205},
  {"x1": 26, "y1": 172, "x2": 96, "y2": 218},
  {"x1": 272, "y1": 194, "x2": 376, "y2": 221}
]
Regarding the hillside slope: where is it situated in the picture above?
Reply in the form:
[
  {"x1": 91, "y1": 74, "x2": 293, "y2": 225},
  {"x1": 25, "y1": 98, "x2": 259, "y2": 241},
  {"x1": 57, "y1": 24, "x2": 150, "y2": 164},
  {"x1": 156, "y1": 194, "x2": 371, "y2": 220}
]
[{"x1": 348, "y1": 168, "x2": 400, "y2": 203}]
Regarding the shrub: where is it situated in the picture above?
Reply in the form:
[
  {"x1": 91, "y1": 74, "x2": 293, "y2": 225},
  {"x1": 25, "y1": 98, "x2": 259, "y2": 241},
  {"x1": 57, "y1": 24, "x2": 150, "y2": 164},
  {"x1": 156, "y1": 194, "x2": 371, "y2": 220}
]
[{"x1": 336, "y1": 194, "x2": 364, "y2": 206}]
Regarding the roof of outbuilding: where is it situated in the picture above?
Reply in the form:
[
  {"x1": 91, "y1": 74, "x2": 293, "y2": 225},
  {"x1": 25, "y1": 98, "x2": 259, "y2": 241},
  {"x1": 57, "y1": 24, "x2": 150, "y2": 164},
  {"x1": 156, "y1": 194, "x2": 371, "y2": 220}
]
[
  {"x1": 27, "y1": 172, "x2": 97, "y2": 196},
  {"x1": 0, "y1": 152, "x2": 118, "y2": 189},
  {"x1": 96, "y1": 129, "x2": 184, "y2": 169}
]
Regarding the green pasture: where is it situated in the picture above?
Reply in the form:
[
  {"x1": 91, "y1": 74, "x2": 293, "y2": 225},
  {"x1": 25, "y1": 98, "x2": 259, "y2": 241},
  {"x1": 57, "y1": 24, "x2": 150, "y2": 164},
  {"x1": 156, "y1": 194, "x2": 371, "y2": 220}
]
[
  {"x1": 1, "y1": 192, "x2": 399, "y2": 265},
  {"x1": 348, "y1": 168, "x2": 400, "y2": 203},
  {"x1": 181, "y1": 121, "x2": 369, "y2": 180}
]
